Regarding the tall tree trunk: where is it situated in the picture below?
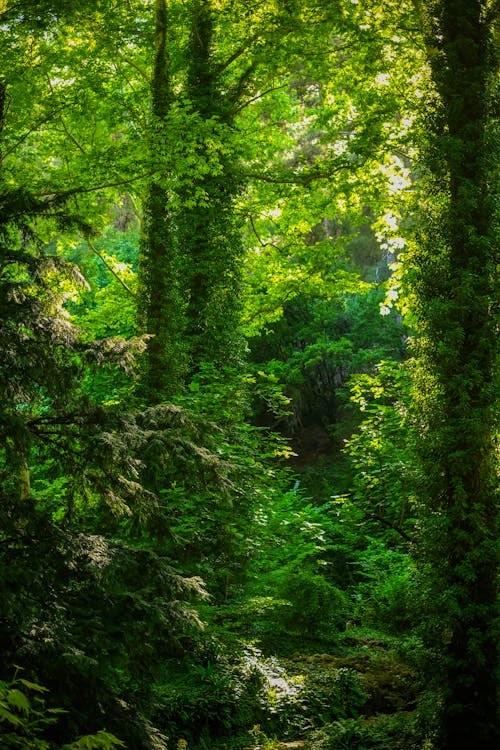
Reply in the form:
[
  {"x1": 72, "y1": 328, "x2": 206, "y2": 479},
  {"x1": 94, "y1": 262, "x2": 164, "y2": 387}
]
[
  {"x1": 137, "y1": 0, "x2": 187, "y2": 399},
  {"x1": 138, "y1": 0, "x2": 245, "y2": 394},
  {"x1": 412, "y1": 1, "x2": 498, "y2": 747},
  {"x1": 178, "y1": 0, "x2": 244, "y2": 374},
  {"x1": 0, "y1": 79, "x2": 6, "y2": 175},
  {"x1": 0, "y1": 80, "x2": 30, "y2": 502}
]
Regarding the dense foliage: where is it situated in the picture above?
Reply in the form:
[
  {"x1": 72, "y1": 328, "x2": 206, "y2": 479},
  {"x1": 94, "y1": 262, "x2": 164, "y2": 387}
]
[{"x1": 0, "y1": 1, "x2": 497, "y2": 749}]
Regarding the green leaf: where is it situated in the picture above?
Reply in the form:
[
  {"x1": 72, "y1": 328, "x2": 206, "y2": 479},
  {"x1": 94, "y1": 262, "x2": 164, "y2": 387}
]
[
  {"x1": 0, "y1": 704, "x2": 24, "y2": 727},
  {"x1": 62, "y1": 729, "x2": 125, "y2": 749},
  {"x1": 6, "y1": 689, "x2": 31, "y2": 715},
  {"x1": 17, "y1": 679, "x2": 48, "y2": 694}
]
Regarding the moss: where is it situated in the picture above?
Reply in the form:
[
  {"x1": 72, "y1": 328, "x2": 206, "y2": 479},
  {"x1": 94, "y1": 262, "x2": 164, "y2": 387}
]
[{"x1": 285, "y1": 648, "x2": 418, "y2": 716}]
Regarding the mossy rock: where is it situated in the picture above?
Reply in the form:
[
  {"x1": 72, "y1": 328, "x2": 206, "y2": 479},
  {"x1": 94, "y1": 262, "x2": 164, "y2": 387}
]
[
  {"x1": 285, "y1": 650, "x2": 418, "y2": 715},
  {"x1": 357, "y1": 654, "x2": 417, "y2": 714}
]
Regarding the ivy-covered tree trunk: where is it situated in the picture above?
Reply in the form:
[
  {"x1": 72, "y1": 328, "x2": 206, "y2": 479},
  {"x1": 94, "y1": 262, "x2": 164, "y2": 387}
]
[
  {"x1": 138, "y1": 0, "x2": 246, "y2": 393},
  {"x1": 0, "y1": 77, "x2": 32, "y2": 505},
  {"x1": 178, "y1": 0, "x2": 244, "y2": 373},
  {"x1": 137, "y1": 0, "x2": 187, "y2": 399},
  {"x1": 0, "y1": 80, "x2": 5, "y2": 173},
  {"x1": 411, "y1": 1, "x2": 498, "y2": 747}
]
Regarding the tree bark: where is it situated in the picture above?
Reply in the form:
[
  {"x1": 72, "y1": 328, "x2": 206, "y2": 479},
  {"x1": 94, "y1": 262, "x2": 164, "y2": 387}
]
[
  {"x1": 137, "y1": 0, "x2": 187, "y2": 399},
  {"x1": 412, "y1": 2, "x2": 498, "y2": 747},
  {"x1": 179, "y1": 0, "x2": 245, "y2": 374},
  {"x1": 0, "y1": 80, "x2": 6, "y2": 174}
]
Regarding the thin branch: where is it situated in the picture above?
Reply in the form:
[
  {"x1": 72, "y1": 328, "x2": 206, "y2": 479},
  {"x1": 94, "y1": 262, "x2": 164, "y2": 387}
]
[
  {"x1": 126, "y1": 192, "x2": 142, "y2": 222},
  {"x1": 243, "y1": 297, "x2": 290, "y2": 326},
  {"x1": 37, "y1": 169, "x2": 160, "y2": 197},
  {"x1": 27, "y1": 412, "x2": 87, "y2": 428},
  {"x1": 351, "y1": 498, "x2": 413, "y2": 542},
  {"x1": 243, "y1": 256, "x2": 335, "y2": 325},
  {"x1": 59, "y1": 118, "x2": 87, "y2": 154},
  {"x1": 241, "y1": 159, "x2": 364, "y2": 185},
  {"x1": 45, "y1": 75, "x2": 87, "y2": 155},
  {"x1": 114, "y1": 51, "x2": 150, "y2": 82},
  {"x1": 215, "y1": 33, "x2": 261, "y2": 75},
  {"x1": 85, "y1": 237, "x2": 136, "y2": 298},
  {"x1": 2, "y1": 105, "x2": 69, "y2": 159},
  {"x1": 230, "y1": 83, "x2": 289, "y2": 116},
  {"x1": 111, "y1": 67, "x2": 150, "y2": 134},
  {"x1": 250, "y1": 215, "x2": 266, "y2": 247}
]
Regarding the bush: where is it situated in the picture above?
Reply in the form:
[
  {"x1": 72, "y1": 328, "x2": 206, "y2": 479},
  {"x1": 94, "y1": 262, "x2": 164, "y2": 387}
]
[
  {"x1": 352, "y1": 542, "x2": 417, "y2": 634},
  {"x1": 270, "y1": 564, "x2": 351, "y2": 638},
  {"x1": 151, "y1": 639, "x2": 267, "y2": 744}
]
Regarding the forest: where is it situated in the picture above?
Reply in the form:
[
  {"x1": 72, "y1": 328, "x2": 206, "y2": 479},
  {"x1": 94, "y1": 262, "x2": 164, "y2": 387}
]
[{"x1": 0, "y1": 1, "x2": 497, "y2": 749}]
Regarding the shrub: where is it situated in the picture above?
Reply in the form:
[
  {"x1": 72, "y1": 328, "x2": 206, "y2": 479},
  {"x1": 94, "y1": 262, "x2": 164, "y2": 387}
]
[{"x1": 271, "y1": 564, "x2": 351, "y2": 638}]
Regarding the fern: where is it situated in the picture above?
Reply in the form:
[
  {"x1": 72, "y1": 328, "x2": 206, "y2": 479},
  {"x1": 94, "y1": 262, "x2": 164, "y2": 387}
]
[{"x1": 0, "y1": 676, "x2": 124, "y2": 749}]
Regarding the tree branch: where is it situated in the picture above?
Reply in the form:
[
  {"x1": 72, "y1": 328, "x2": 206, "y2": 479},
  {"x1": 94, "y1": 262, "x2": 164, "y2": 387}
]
[
  {"x1": 225, "y1": 63, "x2": 257, "y2": 106},
  {"x1": 46, "y1": 75, "x2": 87, "y2": 154},
  {"x1": 249, "y1": 215, "x2": 266, "y2": 247},
  {"x1": 114, "y1": 50, "x2": 150, "y2": 82},
  {"x1": 230, "y1": 83, "x2": 289, "y2": 116},
  {"x1": 85, "y1": 237, "x2": 136, "y2": 297},
  {"x1": 215, "y1": 33, "x2": 261, "y2": 75},
  {"x1": 241, "y1": 158, "x2": 364, "y2": 185},
  {"x1": 351, "y1": 497, "x2": 413, "y2": 542},
  {"x1": 59, "y1": 119, "x2": 87, "y2": 154},
  {"x1": 2, "y1": 105, "x2": 70, "y2": 159},
  {"x1": 37, "y1": 169, "x2": 160, "y2": 197}
]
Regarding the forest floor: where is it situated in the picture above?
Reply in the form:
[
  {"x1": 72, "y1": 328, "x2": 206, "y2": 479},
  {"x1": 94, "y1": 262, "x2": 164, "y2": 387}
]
[
  {"x1": 231, "y1": 459, "x2": 422, "y2": 750},
  {"x1": 237, "y1": 630, "x2": 420, "y2": 750}
]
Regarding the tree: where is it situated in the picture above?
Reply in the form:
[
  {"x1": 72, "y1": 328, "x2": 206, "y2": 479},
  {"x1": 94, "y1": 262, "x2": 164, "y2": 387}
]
[
  {"x1": 343, "y1": 360, "x2": 415, "y2": 544},
  {"x1": 176, "y1": 0, "x2": 245, "y2": 373},
  {"x1": 136, "y1": 0, "x2": 384, "y2": 393},
  {"x1": 408, "y1": 1, "x2": 498, "y2": 747},
  {"x1": 137, "y1": 0, "x2": 188, "y2": 399},
  {"x1": 7, "y1": 1, "x2": 499, "y2": 745},
  {"x1": 0, "y1": 10, "x2": 209, "y2": 746},
  {"x1": 136, "y1": 0, "x2": 287, "y2": 392}
]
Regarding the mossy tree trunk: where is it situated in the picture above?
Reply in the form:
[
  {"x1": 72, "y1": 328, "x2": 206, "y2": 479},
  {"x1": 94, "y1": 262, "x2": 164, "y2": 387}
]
[
  {"x1": 137, "y1": 0, "x2": 188, "y2": 399},
  {"x1": 411, "y1": 1, "x2": 498, "y2": 747},
  {"x1": 138, "y1": 0, "x2": 245, "y2": 396},
  {"x1": 179, "y1": 0, "x2": 245, "y2": 375}
]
